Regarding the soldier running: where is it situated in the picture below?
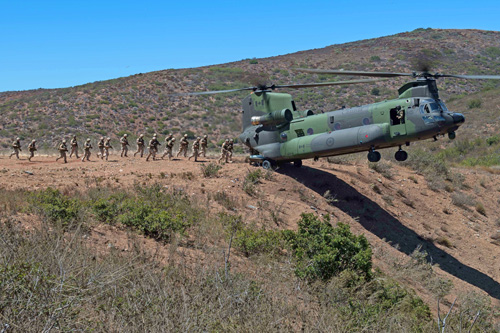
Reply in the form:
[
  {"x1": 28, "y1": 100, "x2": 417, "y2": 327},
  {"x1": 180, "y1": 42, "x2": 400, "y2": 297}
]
[
  {"x1": 28, "y1": 140, "x2": 37, "y2": 161},
  {"x1": 97, "y1": 137, "x2": 105, "y2": 159},
  {"x1": 146, "y1": 135, "x2": 160, "y2": 161},
  {"x1": 9, "y1": 138, "x2": 21, "y2": 159},
  {"x1": 227, "y1": 139, "x2": 234, "y2": 163},
  {"x1": 120, "y1": 134, "x2": 129, "y2": 157},
  {"x1": 188, "y1": 137, "x2": 201, "y2": 161},
  {"x1": 69, "y1": 135, "x2": 79, "y2": 158},
  {"x1": 163, "y1": 137, "x2": 175, "y2": 160},
  {"x1": 56, "y1": 140, "x2": 68, "y2": 163},
  {"x1": 134, "y1": 134, "x2": 145, "y2": 157},
  {"x1": 104, "y1": 137, "x2": 112, "y2": 161},
  {"x1": 161, "y1": 134, "x2": 173, "y2": 159},
  {"x1": 176, "y1": 134, "x2": 189, "y2": 158},
  {"x1": 218, "y1": 139, "x2": 230, "y2": 164},
  {"x1": 200, "y1": 135, "x2": 208, "y2": 157},
  {"x1": 81, "y1": 139, "x2": 92, "y2": 162}
]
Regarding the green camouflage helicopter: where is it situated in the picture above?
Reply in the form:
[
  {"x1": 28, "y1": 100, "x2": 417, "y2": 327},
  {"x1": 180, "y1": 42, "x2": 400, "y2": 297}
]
[{"x1": 181, "y1": 69, "x2": 500, "y2": 169}]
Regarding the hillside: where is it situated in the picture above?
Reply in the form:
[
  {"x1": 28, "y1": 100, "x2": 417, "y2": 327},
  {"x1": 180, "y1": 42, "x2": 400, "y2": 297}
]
[
  {"x1": 1, "y1": 28, "x2": 500, "y2": 151},
  {"x1": 1, "y1": 154, "x2": 499, "y2": 330}
]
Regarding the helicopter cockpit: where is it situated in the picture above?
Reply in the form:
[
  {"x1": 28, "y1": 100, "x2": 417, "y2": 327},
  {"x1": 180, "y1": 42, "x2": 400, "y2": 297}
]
[{"x1": 419, "y1": 99, "x2": 448, "y2": 114}]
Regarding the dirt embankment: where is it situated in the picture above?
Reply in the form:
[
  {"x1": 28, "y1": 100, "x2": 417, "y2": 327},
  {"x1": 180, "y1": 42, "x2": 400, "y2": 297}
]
[{"x1": 1, "y1": 153, "x2": 499, "y2": 313}]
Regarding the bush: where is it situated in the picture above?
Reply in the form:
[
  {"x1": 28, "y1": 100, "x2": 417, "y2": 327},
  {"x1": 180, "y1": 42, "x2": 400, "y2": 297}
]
[
  {"x1": 467, "y1": 98, "x2": 482, "y2": 109},
  {"x1": 283, "y1": 214, "x2": 372, "y2": 281},
  {"x1": 200, "y1": 162, "x2": 221, "y2": 178},
  {"x1": 28, "y1": 188, "x2": 82, "y2": 228},
  {"x1": 232, "y1": 225, "x2": 283, "y2": 257}
]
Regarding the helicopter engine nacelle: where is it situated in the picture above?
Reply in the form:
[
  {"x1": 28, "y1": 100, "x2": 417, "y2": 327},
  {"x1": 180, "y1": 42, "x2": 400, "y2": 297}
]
[{"x1": 251, "y1": 109, "x2": 293, "y2": 126}]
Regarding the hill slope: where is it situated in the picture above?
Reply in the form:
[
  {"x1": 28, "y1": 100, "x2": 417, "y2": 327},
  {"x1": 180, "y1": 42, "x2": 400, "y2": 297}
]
[{"x1": 1, "y1": 28, "x2": 500, "y2": 151}]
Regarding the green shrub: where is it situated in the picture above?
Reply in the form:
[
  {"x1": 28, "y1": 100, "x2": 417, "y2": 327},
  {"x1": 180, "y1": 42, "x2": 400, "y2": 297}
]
[
  {"x1": 486, "y1": 135, "x2": 500, "y2": 146},
  {"x1": 467, "y1": 98, "x2": 482, "y2": 109},
  {"x1": 283, "y1": 214, "x2": 372, "y2": 281},
  {"x1": 28, "y1": 188, "x2": 82, "y2": 228},
  {"x1": 200, "y1": 162, "x2": 221, "y2": 178},
  {"x1": 233, "y1": 225, "x2": 282, "y2": 257}
]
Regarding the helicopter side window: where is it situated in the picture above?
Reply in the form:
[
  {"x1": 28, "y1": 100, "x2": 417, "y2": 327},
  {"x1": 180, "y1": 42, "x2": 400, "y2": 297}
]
[
  {"x1": 295, "y1": 129, "x2": 305, "y2": 137},
  {"x1": 390, "y1": 106, "x2": 405, "y2": 125},
  {"x1": 329, "y1": 116, "x2": 334, "y2": 124},
  {"x1": 420, "y1": 104, "x2": 431, "y2": 114}
]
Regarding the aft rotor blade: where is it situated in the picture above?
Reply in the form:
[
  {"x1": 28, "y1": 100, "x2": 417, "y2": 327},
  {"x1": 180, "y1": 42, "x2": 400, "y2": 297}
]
[
  {"x1": 273, "y1": 79, "x2": 384, "y2": 89},
  {"x1": 295, "y1": 68, "x2": 413, "y2": 78},
  {"x1": 437, "y1": 74, "x2": 500, "y2": 80},
  {"x1": 172, "y1": 87, "x2": 255, "y2": 96}
]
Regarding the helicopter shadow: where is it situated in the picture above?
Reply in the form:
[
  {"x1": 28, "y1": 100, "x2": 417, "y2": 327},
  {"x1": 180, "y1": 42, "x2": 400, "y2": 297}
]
[{"x1": 279, "y1": 165, "x2": 500, "y2": 300}]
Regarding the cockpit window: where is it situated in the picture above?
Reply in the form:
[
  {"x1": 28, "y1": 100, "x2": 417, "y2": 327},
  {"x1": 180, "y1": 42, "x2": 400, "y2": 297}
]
[
  {"x1": 439, "y1": 101, "x2": 448, "y2": 111},
  {"x1": 420, "y1": 102, "x2": 441, "y2": 114}
]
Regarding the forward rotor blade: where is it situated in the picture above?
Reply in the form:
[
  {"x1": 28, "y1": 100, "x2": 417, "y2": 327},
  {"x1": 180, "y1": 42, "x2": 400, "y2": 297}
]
[
  {"x1": 172, "y1": 87, "x2": 255, "y2": 96},
  {"x1": 273, "y1": 79, "x2": 384, "y2": 89},
  {"x1": 437, "y1": 74, "x2": 500, "y2": 80},
  {"x1": 295, "y1": 68, "x2": 413, "y2": 78}
]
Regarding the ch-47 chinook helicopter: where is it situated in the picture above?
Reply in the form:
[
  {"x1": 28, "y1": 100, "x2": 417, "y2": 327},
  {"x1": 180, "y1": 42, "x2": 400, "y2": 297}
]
[{"x1": 180, "y1": 69, "x2": 500, "y2": 170}]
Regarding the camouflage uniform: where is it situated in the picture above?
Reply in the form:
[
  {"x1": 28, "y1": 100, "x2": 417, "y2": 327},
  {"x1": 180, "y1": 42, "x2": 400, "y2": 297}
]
[
  {"x1": 227, "y1": 139, "x2": 234, "y2": 163},
  {"x1": 161, "y1": 134, "x2": 173, "y2": 159},
  {"x1": 163, "y1": 137, "x2": 175, "y2": 160},
  {"x1": 104, "y1": 137, "x2": 112, "y2": 161},
  {"x1": 9, "y1": 138, "x2": 21, "y2": 159},
  {"x1": 56, "y1": 140, "x2": 68, "y2": 163},
  {"x1": 120, "y1": 134, "x2": 129, "y2": 157},
  {"x1": 28, "y1": 140, "x2": 37, "y2": 161},
  {"x1": 69, "y1": 136, "x2": 79, "y2": 158},
  {"x1": 81, "y1": 139, "x2": 92, "y2": 162},
  {"x1": 176, "y1": 134, "x2": 189, "y2": 158},
  {"x1": 188, "y1": 137, "x2": 201, "y2": 161},
  {"x1": 146, "y1": 135, "x2": 161, "y2": 161},
  {"x1": 218, "y1": 139, "x2": 230, "y2": 164},
  {"x1": 97, "y1": 137, "x2": 105, "y2": 159},
  {"x1": 200, "y1": 135, "x2": 208, "y2": 157},
  {"x1": 134, "y1": 134, "x2": 145, "y2": 157}
]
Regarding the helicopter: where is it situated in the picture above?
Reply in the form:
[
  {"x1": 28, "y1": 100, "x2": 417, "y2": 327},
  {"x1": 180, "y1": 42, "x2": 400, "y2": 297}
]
[{"x1": 179, "y1": 69, "x2": 500, "y2": 170}]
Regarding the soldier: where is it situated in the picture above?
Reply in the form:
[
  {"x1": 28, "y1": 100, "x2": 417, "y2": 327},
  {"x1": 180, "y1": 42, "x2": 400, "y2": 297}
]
[
  {"x1": 188, "y1": 137, "x2": 201, "y2": 161},
  {"x1": 200, "y1": 135, "x2": 208, "y2": 157},
  {"x1": 120, "y1": 134, "x2": 129, "y2": 157},
  {"x1": 227, "y1": 139, "x2": 234, "y2": 163},
  {"x1": 69, "y1": 135, "x2": 79, "y2": 158},
  {"x1": 9, "y1": 137, "x2": 21, "y2": 159},
  {"x1": 134, "y1": 134, "x2": 145, "y2": 157},
  {"x1": 161, "y1": 134, "x2": 173, "y2": 159},
  {"x1": 97, "y1": 137, "x2": 105, "y2": 159},
  {"x1": 56, "y1": 140, "x2": 68, "y2": 163},
  {"x1": 81, "y1": 138, "x2": 92, "y2": 162},
  {"x1": 218, "y1": 139, "x2": 230, "y2": 164},
  {"x1": 146, "y1": 135, "x2": 159, "y2": 161},
  {"x1": 176, "y1": 134, "x2": 189, "y2": 158},
  {"x1": 28, "y1": 139, "x2": 37, "y2": 161},
  {"x1": 104, "y1": 137, "x2": 112, "y2": 161},
  {"x1": 163, "y1": 137, "x2": 175, "y2": 160}
]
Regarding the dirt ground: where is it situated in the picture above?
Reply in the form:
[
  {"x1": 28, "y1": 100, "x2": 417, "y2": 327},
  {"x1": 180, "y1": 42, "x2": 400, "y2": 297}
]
[{"x1": 1, "y1": 152, "x2": 499, "y2": 313}]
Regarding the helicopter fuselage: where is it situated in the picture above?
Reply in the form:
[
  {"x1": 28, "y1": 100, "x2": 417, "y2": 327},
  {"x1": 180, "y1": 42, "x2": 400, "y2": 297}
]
[{"x1": 239, "y1": 90, "x2": 464, "y2": 164}]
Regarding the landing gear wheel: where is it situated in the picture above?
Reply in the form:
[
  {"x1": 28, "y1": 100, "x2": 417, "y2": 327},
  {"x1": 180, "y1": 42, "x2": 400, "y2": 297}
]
[
  {"x1": 367, "y1": 151, "x2": 381, "y2": 162},
  {"x1": 448, "y1": 132, "x2": 456, "y2": 140},
  {"x1": 262, "y1": 160, "x2": 272, "y2": 170},
  {"x1": 395, "y1": 150, "x2": 408, "y2": 161},
  {"x1": 293, "y1": 160, "x2": 302, "y2": 168}
]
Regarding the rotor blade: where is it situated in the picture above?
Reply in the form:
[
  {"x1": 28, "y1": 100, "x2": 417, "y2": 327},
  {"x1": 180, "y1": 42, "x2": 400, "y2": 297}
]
[
  {"x1": 273, "y1": 79, "x2": 385, "y2": 89},
  {"x1": 171, "y1": 87, "x2": 256, "y2": 96},
  {"x1": 437, "y1": 74, "x2": 500, "y2": 80},
  {"x1": 295, "y1": 68, "x2": 413, "y2": 78}
]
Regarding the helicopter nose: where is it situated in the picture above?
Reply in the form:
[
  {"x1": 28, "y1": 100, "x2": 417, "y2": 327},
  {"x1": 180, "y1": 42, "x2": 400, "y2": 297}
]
[{"x1": 452, "y1": 113, "x2": 465, "y2": 124}]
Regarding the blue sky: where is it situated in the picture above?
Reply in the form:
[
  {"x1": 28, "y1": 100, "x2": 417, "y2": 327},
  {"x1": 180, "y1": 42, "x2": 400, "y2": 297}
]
[{"x1": 1, "y1": 0, "x2": 499, "y2": 92}]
